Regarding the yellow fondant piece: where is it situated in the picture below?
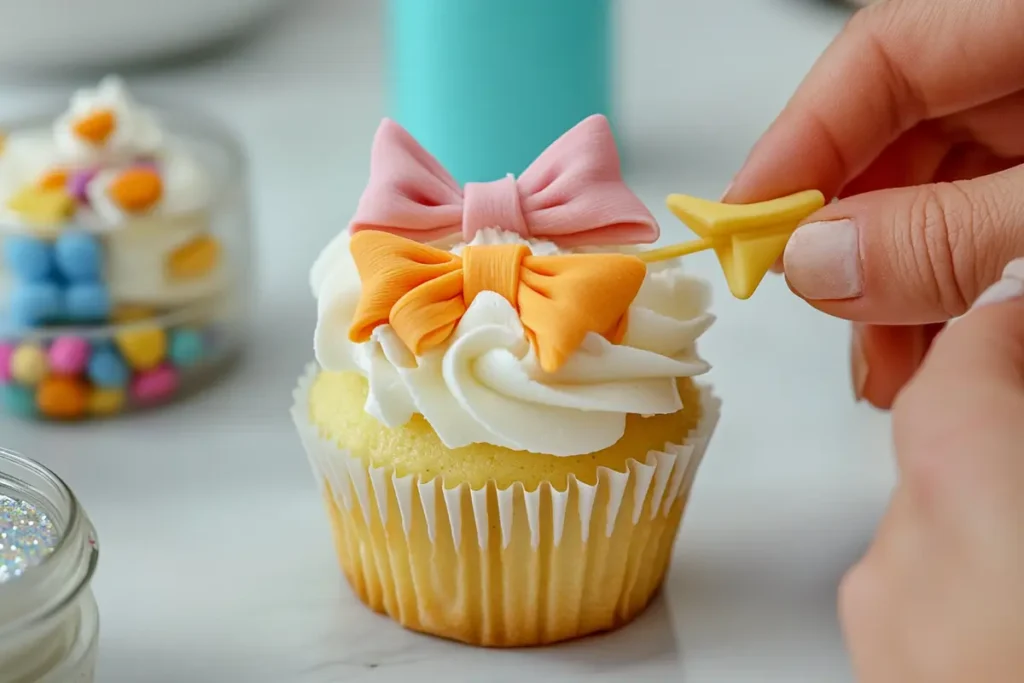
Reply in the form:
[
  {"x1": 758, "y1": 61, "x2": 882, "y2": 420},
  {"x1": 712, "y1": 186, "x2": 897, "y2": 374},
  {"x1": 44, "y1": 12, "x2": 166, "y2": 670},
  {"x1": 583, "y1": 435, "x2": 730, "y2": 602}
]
[
  {"x1": 348, "y1": 230, "x2": 646, "y2": 373},
  {"x1": 646, "y1": 190, "x2": 826, "y2": 299},
  {"x1": 6, "y1": 186, "x2": 76, "y2": 227},
  {"x1": 167, "y1": 236, "x2": 221, "y2": 280}
]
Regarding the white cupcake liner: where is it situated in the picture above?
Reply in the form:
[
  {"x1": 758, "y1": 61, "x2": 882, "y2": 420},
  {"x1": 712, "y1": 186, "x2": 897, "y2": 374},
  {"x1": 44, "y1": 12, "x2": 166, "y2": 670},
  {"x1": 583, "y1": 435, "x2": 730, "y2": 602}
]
[{"x1": 291, "y1": 363, "x2": 719, "y2": 550}]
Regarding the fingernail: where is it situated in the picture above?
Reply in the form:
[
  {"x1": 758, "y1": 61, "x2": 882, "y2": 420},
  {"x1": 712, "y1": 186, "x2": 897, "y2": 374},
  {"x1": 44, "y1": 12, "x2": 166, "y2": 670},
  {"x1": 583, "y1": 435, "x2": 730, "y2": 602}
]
[
  {"x1": 850, "y1": 324, "x2": 868, "y2": 402},
  {"x1": 784, "y1": 219, "x2": 863, "y2": 300},
  {"x1": 970, "y1": 257, "x2": 1024, "y2": 310}
]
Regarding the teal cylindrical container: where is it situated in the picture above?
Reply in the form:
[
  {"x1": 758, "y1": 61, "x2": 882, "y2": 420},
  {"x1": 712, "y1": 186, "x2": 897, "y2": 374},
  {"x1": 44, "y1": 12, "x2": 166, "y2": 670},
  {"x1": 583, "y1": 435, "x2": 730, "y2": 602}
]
[{"x1": 387, "y1": 0, "x2": 613, "y2": 185}]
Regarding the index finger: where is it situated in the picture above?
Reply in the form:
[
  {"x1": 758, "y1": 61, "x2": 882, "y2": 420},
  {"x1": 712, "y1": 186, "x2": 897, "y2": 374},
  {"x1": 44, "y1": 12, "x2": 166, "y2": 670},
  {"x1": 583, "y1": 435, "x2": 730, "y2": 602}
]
[{"x1": 724, "y1": 0, "x2": 1024, "y2": 204}]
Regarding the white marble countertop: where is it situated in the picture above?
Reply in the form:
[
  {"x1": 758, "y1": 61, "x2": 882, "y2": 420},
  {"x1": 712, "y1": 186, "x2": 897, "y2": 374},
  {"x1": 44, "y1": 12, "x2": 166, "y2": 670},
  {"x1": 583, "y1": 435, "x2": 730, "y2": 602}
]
[{"x1": 0, "y1": 1, "x2": 895, "y2": 681}]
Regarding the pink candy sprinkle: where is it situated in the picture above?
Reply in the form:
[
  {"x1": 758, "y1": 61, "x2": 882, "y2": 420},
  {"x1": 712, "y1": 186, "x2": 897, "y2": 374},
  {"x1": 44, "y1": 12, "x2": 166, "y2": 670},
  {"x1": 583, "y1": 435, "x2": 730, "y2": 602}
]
[
  {"x1": 0, "y1": 343, "x2": 15, "y2": 382},
  {"x1": 131, "y1": 364, "x2": 179, "y2": 403},
  {"x1": 48, "y1": 336, "x2": 91, "y2": 375},
  {"x1": 68, "y1": 168, "x2": 100, "y2": 203}
]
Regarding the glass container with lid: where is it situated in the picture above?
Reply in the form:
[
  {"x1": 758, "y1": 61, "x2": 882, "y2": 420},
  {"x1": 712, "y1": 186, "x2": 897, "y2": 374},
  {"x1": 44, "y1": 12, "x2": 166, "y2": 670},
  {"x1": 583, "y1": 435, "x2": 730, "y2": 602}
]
[{"x1": 0, "y1": 76, "x2": 252, "y2": 421}]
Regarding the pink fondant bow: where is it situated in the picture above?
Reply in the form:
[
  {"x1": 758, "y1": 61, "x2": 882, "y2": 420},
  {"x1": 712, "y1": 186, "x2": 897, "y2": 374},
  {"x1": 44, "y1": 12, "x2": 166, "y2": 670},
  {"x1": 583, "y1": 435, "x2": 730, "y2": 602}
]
[{"x1": 348, "y1": 115, "x2": 659, "y2": 247}]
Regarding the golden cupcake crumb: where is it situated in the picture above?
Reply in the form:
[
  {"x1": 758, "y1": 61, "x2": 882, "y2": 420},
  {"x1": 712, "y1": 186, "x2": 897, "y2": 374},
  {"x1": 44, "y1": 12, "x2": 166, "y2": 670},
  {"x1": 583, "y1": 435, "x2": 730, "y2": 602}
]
[{"x1": 309, "y1": 370, "x2": 702, "y2": 490}]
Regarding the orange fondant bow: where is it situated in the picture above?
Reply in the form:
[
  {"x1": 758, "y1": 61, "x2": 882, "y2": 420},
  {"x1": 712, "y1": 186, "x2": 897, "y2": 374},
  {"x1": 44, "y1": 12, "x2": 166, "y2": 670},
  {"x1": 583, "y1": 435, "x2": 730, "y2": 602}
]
[{"x1": 348, "y1": 231, "x2": 648, "y2": 372}]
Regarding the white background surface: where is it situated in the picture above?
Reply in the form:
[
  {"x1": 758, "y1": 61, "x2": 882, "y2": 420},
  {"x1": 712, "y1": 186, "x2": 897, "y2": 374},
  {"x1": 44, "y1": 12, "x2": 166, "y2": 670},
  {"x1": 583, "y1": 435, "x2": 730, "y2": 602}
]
[{"x1": 0, "y1": 1, "x2": 896, "y2": 681}]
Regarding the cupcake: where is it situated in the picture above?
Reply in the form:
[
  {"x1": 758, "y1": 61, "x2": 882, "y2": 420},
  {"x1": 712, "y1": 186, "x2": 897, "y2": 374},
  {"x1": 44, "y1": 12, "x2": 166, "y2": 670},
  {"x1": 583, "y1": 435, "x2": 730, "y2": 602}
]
[{"x1": 293, "y1": 115, "x2": 720, "y2": 647}]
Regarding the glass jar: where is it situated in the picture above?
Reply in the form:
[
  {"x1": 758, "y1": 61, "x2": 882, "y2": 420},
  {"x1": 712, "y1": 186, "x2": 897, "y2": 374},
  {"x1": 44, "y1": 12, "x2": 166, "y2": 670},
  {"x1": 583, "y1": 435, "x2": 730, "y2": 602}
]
[
  {"x1": 0, "y1": 448, "x2": 99, "y2": 682},
  {"x1": 0, "y1": 102, "x2": 252, "y2": 421}
]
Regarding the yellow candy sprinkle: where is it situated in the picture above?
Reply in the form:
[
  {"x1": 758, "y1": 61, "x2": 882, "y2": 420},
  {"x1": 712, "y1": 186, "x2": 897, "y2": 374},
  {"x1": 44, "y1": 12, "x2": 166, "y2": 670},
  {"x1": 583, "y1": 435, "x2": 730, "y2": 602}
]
[
  {"x1": 10, "y1": 344, "x2": 48, "y2": 385},
  {"x1": 6, "y1": 186, "x2": 76, "y2": 227},
  {"x1": 115, "y1": 326, "x2": 167, "y2": 371},
  {"x1": 88, "y1": 387, "x2": 125, "y2": 416},
  {"x1": 167, "y1": 236, "x2": 221, "y2": 280}
]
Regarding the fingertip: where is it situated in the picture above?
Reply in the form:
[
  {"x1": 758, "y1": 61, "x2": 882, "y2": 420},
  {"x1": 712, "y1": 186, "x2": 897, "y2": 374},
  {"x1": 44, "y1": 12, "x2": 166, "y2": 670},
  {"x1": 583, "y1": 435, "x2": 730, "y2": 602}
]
[{"x1": 854, "y1": 324, "x2": 931, "y2": 410}]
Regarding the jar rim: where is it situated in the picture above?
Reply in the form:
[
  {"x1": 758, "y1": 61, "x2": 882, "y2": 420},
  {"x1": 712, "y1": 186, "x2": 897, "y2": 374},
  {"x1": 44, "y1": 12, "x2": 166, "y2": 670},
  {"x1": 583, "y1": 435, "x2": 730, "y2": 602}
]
[{"x1": 0, "y1": 448, "x2": 98, "y2": 638}]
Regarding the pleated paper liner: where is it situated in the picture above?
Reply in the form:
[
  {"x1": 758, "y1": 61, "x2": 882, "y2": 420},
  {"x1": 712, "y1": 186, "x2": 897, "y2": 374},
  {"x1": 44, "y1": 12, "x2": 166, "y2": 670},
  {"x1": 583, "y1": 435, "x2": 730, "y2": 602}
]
[{"x1": 291, "y1": 363, "x2": 720, "y2": 647}]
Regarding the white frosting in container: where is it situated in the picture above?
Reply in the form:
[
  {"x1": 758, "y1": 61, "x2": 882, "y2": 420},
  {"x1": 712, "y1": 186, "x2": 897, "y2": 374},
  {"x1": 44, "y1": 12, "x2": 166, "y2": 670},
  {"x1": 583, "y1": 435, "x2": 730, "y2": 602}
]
[
  {"x1": 311, "y1": 228, "x2": 714, "y2": 456},
  {"x1": 53, "y1": 76, "x2": 163, "y2": 166},
  {"x1": 0, "y1": 77, "x2": 225, "y2": 308}
]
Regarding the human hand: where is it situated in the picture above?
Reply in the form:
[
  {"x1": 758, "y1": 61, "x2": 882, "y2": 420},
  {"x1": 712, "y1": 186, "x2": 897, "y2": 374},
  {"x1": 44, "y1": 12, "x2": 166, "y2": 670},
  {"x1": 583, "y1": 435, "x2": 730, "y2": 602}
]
[
  {"x1": 838, "y1": 261, "x2": 1024, "y2": 683},
  {"x1": 723, "y1": 0, "x2": 1024, "y2": 408}
]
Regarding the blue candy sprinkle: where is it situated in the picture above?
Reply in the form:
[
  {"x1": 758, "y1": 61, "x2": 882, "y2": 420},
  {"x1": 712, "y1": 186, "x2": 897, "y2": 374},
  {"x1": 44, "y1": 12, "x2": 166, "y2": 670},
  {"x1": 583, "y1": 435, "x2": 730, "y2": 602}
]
[
  {"x1": 168, "y1": 328, "x2": 205, "y2": 368},
  {"x1": 54, "y1": 231, "x2": 102, "y2": 283},
  {"x1": 3, "y1": 236, "x2": 54, "y2": 282},
  {"x1": 65, "y1": 283, "x2": 110, "y2": 322},
  {"x1": 9, "y1": 283, "x2": 63, "y2": 326},
  {"x1": 87, "y1": 347, "x2": 129, "y2": 388},
  {"x1": 0, "y1": 384, "x2": 36, "y2": 417}
]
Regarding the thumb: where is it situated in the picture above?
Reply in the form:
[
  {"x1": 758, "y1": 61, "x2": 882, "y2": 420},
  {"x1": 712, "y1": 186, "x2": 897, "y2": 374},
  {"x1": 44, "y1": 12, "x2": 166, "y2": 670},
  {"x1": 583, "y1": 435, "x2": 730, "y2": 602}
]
[
  {"x1": 782, "y1": 165, "x2": 1024, "y2": 324},
  {"x1": 893, "y1": 258, "x2": 1024, "y2": 459}
]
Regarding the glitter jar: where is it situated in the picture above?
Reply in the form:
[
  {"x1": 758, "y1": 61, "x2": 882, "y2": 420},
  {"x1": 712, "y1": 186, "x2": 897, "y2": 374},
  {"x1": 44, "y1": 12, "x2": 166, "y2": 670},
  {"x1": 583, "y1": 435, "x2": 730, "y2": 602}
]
[
  {"x1": 0, "y1": 448, "x2": 99, "y2": 682},
  {"x1": 0, "y1": 79, "x2": 253, "y2": 421}
]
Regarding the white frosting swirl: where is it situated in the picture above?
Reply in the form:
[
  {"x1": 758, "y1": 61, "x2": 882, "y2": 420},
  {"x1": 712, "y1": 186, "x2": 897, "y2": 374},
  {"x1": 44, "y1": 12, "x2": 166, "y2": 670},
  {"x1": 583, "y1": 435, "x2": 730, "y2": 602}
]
[
  {"x1": 0, "y1": 77, "x2": 210, "y2": 233},
  {"x1": 312, "y1": 228, "x2": 714, "y2": 457},
  {"x1": 53, "y1": 76, "x2": 163, "y2": 165},
  {"x1": 86, "y1": 149, "x2": 210, "y2": 225}
]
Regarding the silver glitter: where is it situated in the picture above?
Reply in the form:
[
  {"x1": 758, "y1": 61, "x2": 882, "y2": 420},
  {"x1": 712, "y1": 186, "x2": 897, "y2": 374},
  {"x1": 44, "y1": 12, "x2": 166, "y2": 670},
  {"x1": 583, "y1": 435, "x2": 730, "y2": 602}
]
[{"x1": 0, "y1": 494, "x2": 58, "y2": 583}]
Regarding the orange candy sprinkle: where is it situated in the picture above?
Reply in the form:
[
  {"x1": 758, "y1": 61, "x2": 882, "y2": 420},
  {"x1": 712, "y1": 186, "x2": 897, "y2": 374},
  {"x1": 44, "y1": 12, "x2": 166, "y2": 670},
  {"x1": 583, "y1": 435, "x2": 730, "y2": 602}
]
[
  {"x1": 36, "y1": 376, "x2": 89, "y2": 420},
  {"x1": 167, "y1": 236, "x2": 221, "y2": 280},
  {"x1": 108, "y1": 168, "x2": 163, "y2": 213},
  {"x1": 72, "y1": 109, "x2": 117, "y2": 146},
  {"x1": 37, "y1": 168, "x2": 69, "y2": 190}
]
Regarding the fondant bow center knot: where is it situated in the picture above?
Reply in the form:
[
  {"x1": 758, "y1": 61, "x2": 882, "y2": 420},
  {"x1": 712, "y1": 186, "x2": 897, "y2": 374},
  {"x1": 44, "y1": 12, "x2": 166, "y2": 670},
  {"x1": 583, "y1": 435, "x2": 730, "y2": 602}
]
[{"x1": 348, "y1": 231, "x2": 648, "y2": 372}]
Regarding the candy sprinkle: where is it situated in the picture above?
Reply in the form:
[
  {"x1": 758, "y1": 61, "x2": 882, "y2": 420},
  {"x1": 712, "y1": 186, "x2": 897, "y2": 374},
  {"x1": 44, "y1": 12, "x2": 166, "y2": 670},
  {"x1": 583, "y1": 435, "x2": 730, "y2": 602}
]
[
  {"x1": 108, "y1": 168, "x2": 162, "y2": 214},
  {"x1": 72, "y1": 109, "x2": 116, "y2": 146},
  {"x1": 0, "y1": 494, "x2": 58, "y2": 583}
]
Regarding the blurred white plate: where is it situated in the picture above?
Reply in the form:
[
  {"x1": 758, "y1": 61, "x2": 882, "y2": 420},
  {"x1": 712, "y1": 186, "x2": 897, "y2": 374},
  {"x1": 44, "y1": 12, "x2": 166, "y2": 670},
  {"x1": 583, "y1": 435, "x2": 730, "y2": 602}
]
[{"x1": 0, "y1": 0, "x2": 285, "y2": 70}]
